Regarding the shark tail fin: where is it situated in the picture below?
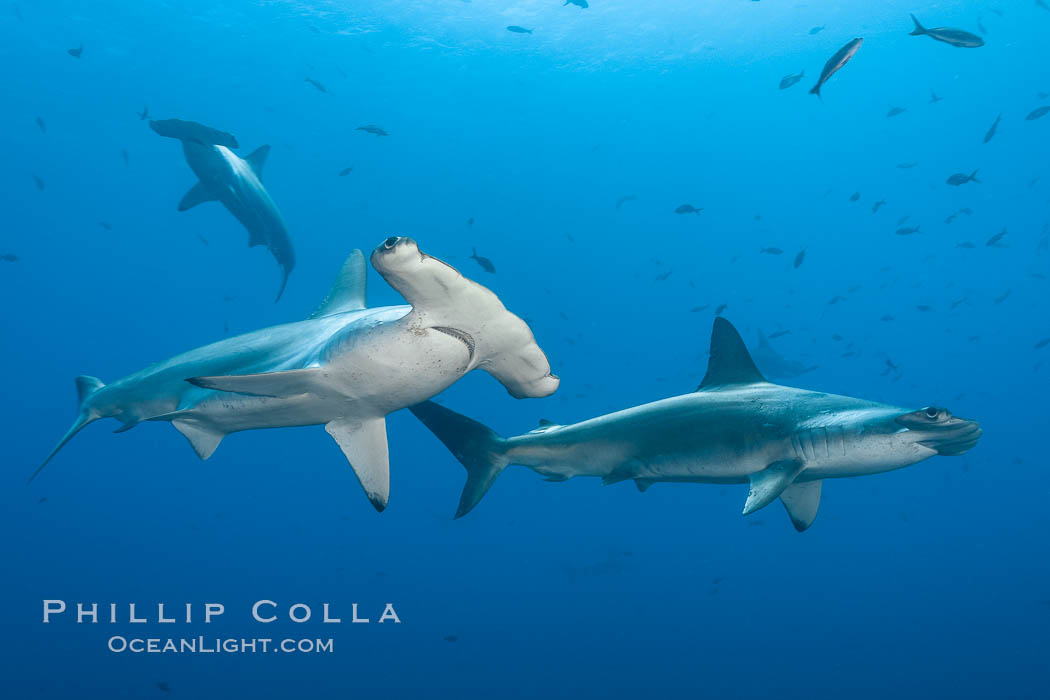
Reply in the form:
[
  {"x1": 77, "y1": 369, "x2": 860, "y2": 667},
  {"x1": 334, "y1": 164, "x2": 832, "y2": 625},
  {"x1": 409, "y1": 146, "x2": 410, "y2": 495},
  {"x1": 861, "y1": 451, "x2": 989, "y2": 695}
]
[
  {"x1": 30, "y1": 376, "x2": 106, "y2": 483},
  {"x1": 970, "y1": 169, "x2": 981, "y2": 183},
  {"x1": 909, "y1": 14, "x2": 926, "y2": 35},
  {"x1": 409, "y1": 401, "x2": 509, "y2": 518},
  {"x1": 809, "y1": 83, "x2": 822, "y2": 99}
]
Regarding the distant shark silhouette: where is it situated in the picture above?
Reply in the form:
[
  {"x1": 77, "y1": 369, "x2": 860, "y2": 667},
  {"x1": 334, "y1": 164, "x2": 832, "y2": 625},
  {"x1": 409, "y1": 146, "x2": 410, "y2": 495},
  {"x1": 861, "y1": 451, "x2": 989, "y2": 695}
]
[
  {"x1": 150, "y1": 118, "x2": 295, "y2": 301},
  {"x1": 751, "y1": 330, "x2": 817, "y2": 379}
]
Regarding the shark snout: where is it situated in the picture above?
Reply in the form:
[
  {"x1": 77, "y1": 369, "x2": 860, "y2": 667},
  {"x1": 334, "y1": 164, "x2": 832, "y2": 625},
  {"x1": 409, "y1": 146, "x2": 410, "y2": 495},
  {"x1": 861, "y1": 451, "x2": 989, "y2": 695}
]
[
  {"x1": 896, "y1": 408, "x2": 981, "y2": 456},
  {"x1": 922, "y1": 417, "x2": 981, "y2": 456}
]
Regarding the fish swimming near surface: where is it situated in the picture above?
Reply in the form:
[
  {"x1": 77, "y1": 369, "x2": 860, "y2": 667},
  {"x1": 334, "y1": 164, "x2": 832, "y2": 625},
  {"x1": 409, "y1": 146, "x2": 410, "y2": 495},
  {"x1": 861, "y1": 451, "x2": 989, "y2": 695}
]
[
  {"x1": 849, "y1": 191, "x2": 860, "y2": 202},
  {"x1": 886, "y1": 106, "x2": 907, "y2": 117},
  {"x1": 149, "y1": 118, "x2": 239, "y2": 149},
  {"x1": 32, "y1": 174, "x2": 45, "y2": 191},
  {"x1": 1, "y1": 253, "x2": 19, "y2": 262},
  {"x1": 469, "y1": 247, "x2": 496, "y2": 273},
  {"x1": 872, "y1": 199, "x2": 886, "y2": 213},
  {"x1": 896, "y1": 226, "x2": 921, "y2": 235},
  {"x1": 410, "y1": 318, "x2": 979, "y2": 530},
  {"x1": 810, "y1": 38, "x2": 863, "y2": 98},
  {"x1": 675, "y1": 204, "x2": 703, "y2": 215},
  {"x1": 809, "y1": 26, "x2": 825, "y2": 35},
  {"x1": 929, "y1": 89, "x2": 943, "y2": 103},
  {"x1": 35, "y1": 116, "x2": 46, "y2": 133},
  {"x1": 507, "y1": 26, "x2": 532, "y2": 34},
  {"x1": 896, "y1": 161, "x2": 918, "y2": 169},
  {"x1": 1026, "y1": 106, "x2": 1050, "y2": 121},
  {"x1": 779, "y1": 70, "x2": 805, "y2": 89},
  {"x1": 956, "y1": 241, "x2": 976, "y2": 249},
  {"x1": 67, "y1": 43, "x2": 82, "y2": 58},
  {"x1": 908, "y1": 14, "x2": 984, "y2": 48},
  {"x1": 137, "y1": 105, "x2": 150, "y2": 120},
  {"x1": 356, "y1": 124, "x2": 389, "y2": 136},
  {"x1": 984, "y1": 113, "x2": 1002, "y2": 143},
  {"x1": 304, "y1": 77, "x2": 329, "y2": 93},
  {"x1": 793, "y1": 248, "x2": 806, "y2": 268},
  {"x1": 615, "y1": 194, "x2": 637, "y2": 209},
  {"x1": 31, "y1": 238, "x2": 559, "y2": 513},
  {"x1": 760, "y1": 247, "x2": 783, "y2": 255},
  {"x1": 947, "y1": 170, "x2": 980, "y2": 186},
  {"x1": 339, "y1": 166, "x2": 353, "y2": 176},
  {"x1": 151, "y1": 118, "x2": 292, "y2": 300}
]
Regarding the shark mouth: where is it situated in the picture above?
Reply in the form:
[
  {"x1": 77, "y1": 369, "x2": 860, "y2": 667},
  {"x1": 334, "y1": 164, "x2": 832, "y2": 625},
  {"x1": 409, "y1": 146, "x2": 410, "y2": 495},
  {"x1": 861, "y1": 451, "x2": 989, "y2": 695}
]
[{"x1": 916, "y1": 420, "x2": 982, "y2": 456}]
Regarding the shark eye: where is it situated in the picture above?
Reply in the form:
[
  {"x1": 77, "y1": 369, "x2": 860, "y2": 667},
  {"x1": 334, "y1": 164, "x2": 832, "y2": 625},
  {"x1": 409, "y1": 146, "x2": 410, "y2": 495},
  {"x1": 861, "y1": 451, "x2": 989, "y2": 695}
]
[
  {"x1": 383, "y1": 236, "x2": 401, "y2": 249},
  {"x1": 923, "y1": 407, "x2": 946, "y2": 420}
]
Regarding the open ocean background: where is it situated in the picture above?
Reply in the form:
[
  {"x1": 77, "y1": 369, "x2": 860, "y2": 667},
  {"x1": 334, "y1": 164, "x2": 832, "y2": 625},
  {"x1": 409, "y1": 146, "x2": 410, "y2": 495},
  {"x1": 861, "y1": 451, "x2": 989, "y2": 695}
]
[{"x1": 2, "y1": 1, "x2": 1048, "y2": 698}]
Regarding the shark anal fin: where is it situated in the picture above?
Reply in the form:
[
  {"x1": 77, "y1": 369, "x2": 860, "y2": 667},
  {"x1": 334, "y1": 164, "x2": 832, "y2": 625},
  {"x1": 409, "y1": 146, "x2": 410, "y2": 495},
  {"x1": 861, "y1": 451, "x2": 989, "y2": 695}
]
[
  {"x1": 309, "y1": 250, "x2": 367, "y2": 318},
  {"x1": 171, "y1": 418, "x2": 226, "y2": 460},
  {"x1": 178, "y1": 181, "x2": 218, "y2": 211},
  {"x1": 780, "y1": 480, "x2": 822, "y2": 532},
  {"x1": 744, "y1": 459, "x2": 804, "y2": 515},
  {"x1": 187, "y1": 368, "x2": 324, "y2": 398},
  {"x1": 245, "y1": 144, "x2": 270, "y2": 178},
  {"x1": 698, "y1": 317, "x2": 767, "y2": 390},
  {"x1": 326, "y1": 417, "x2": 390, "y2": 511}
]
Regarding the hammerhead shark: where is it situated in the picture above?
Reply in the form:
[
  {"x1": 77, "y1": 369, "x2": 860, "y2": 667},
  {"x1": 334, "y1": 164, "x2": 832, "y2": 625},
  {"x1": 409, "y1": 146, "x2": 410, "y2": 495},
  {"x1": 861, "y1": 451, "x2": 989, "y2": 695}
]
[
  {"x1": 34, "y1": 237, "x2": 559, "y2": 511},
  {"x1": 150, "y1": 118, "x2": 295, "y2": 301},
  {"x1": 411, "y1": 318, "x2": 980, "y2": 530}
]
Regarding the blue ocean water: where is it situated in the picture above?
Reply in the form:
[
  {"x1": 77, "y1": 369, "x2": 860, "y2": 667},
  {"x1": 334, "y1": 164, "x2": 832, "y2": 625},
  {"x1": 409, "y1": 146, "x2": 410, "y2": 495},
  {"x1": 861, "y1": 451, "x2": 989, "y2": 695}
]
[{"x1": 2, "y1": 1, "x2": 1048, "y2": 697}]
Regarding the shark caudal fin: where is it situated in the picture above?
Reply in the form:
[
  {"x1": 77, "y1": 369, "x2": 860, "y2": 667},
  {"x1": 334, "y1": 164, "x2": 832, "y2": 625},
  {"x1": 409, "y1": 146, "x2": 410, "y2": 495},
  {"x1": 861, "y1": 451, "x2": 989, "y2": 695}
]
[
  {"x1": 909, "y1": 14, "x2": 927, "y2": 36},
  {"x1": 409, "y1": 401, "x2": 509, "y2": 518},
  {"x1": 30, "y1": 376, "x2": 106, "y2": 483}
]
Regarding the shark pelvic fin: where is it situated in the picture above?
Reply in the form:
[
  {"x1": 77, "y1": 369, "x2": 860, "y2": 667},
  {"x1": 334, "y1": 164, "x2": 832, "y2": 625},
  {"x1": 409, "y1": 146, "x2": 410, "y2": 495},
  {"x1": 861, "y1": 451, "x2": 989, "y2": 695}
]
[
  {"x1": 245, "y1": 144, "x2": 270, "y2": 178},
  {"x1": 170, "y1": 418, "x2": 226, "y2": 460},
  {"x1": 187, "y1": 368, "x2": 324, "y2": 398},
  {"x1": 743, "y1": 459, "x2": 804, "y2": 515},
  {"x1": 326, "y1": 417, "x2": 390, "y2": 511},
  {"x1": 408, "y1": 401, "x2": 509, "y2": 518},
  {"x1": 177, "y1": 181, "x2": 218, "y2": 211},
  {"x1": 309, "y1": 250, "x2": 367, "y2": 319},
  {"x1": 603, "y1": 458, "x2": 644, "y2": 486},
  {"x1": 698, "y1": 317, "x2": 767, "y2": 390},
  {"x1": 779, "y1": 480, "x2": 822, "y2": 532}
]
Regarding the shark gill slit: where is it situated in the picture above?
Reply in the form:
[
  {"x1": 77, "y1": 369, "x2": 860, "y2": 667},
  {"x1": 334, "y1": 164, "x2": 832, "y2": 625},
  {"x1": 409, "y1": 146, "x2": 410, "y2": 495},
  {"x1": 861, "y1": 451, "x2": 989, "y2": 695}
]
[{"x1": 430, "y1": 326, "x2": 476, "y2": 362}]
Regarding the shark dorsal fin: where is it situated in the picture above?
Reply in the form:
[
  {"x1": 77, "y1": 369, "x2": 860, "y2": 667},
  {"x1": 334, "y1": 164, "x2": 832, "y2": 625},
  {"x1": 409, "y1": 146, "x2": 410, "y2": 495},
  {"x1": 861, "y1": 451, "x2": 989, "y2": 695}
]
[
  {"x1": 245, "y1": 144, "x2": 270, "y2": 178},
  {"x1": 697, "y1": 317, "x2": 766, "y2": 390},
  {"x1": 309, "y1": 250, "x2": 367, "y2": 319}
]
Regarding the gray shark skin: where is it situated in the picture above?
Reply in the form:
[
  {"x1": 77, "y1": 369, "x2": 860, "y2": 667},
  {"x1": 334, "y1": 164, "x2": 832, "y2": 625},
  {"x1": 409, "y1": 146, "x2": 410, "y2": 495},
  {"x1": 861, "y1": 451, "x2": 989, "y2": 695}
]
[
  {"x1": 33, "y1": 237, "x2": 559, "y2": 511},
  {"x1": 411, "y1": 318, "x2": 980, "y2": 531},
  {"x1": 752, "y1": 330, "x2": 817, "y2": 379},
  {"x1": 153, "y1": 120, "x2": 295, "y2": 301}
]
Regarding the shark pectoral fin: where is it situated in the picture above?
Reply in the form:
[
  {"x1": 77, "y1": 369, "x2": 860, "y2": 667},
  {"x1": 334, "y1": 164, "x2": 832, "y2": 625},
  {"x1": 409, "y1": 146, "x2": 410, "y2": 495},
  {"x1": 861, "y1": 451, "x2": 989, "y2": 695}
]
[
  {"x1": 170, "y1": 418, "x2": 226, "y2": 460},
  {"x1": 325, "y1": 417, "x2": 390, "y2": 512},
  {"x1": 743, "y1": 459, "x2": 804, "y2": 516},
  {"x1": 779, "y1": 480, "x2": 822, "y2": 532},
  {"x1": 245, "y1": 144, "x2": 270, "y2": 178},
  {"x1": 177, "y1": 181, "x2": 218, "y2": 211},
  {"x1": 187, "y1": 368, "x2": 324, "y2": 398},
  {"x1": 308, "y1": 250, "x2": 367, "y2": 318}
]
